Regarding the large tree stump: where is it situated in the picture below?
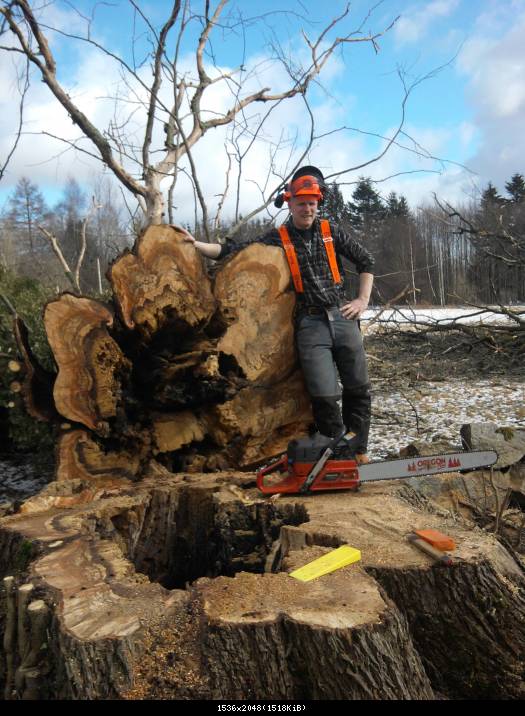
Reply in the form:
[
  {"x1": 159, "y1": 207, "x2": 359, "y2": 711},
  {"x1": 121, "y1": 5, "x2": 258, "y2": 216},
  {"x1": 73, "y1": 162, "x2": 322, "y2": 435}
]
[
  {"x1": 1, "y1": 471, "x2": 524, "y2": 700},
  {"x1": 17, "y1": 225, "x2": 311, "y2": 480}
]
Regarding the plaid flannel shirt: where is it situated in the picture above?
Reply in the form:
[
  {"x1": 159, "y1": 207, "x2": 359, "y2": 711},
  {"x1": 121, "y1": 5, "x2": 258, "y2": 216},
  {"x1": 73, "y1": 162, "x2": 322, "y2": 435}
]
[{"x1": 218, "y1": 217, "x2": 375, "y2": 308}]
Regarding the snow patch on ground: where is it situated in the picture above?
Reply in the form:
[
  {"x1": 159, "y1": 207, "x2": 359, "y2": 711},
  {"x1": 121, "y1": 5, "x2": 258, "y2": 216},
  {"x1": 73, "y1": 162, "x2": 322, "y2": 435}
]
[
  {"x1": 362, "y1": 305, "x2": 525, "y2": 329},
  {"x1": 0, "y1": 456, "x2": 51, "y2": 504},
  {"x1": 369, "y1": 378, "x2": 524, "y2": 459}
]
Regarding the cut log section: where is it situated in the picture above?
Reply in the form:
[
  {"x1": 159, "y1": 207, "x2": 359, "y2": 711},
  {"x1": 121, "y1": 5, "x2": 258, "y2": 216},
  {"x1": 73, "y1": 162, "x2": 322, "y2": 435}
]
[
  {"x1": 17, "y1": 225, "x2": 311, "y2": 479},
  {"x1": 151, "y1": 412, "x2": 206, "y2": 453},
  {"x1": 109, "y1": 225, "x2": 216, "y2": 336},
  {"x1": 44, "y1": 294, "x2": 131, "y2": 435},
  {"x1": 55, "y1": 429, "x2": 145, "y2": 483},
  {"x1": 205, "y1": 371, "x2": 311, "y2": 448},
  {"x1": 214, "y1": 244, "x2": 297, "y2": 384}
]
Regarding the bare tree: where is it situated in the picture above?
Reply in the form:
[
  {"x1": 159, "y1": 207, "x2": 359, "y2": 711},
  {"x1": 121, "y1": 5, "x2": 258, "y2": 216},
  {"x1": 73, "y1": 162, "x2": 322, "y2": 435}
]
[
  {"x1": 0, "y1": 0, "x2": 399, "y2": 228},
  {"x1": 38, "y1": 196, "x2": 102, "y2": 293},
  {"x1": 4, "y1": 176, "x2": 49, "y2": 261}
]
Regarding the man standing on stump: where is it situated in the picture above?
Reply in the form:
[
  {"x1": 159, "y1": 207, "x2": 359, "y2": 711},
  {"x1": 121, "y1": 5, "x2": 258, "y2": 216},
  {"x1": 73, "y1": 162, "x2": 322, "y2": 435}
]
[{"x1": 180, "y1": 166, "x2": 374, "y2": 462}]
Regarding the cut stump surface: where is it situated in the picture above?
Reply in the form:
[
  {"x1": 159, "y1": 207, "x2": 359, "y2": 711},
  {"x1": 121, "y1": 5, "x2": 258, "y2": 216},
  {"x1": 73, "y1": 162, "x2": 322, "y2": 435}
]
[{"x1": 1, "y1": 470, "x2": 524, "y2": 700}]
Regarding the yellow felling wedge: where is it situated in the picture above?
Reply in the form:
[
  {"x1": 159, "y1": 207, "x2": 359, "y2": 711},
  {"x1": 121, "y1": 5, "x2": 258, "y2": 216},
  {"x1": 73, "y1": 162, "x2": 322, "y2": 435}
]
[{"x1": 289, "y1": 545, "x2": 361, "y2": 582}]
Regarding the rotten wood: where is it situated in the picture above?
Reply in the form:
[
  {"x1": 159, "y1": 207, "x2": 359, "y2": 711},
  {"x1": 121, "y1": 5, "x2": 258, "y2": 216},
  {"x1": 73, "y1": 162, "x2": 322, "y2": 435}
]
[{"x1": 18, "y1": 225, "x2": 310, "y2": 479}]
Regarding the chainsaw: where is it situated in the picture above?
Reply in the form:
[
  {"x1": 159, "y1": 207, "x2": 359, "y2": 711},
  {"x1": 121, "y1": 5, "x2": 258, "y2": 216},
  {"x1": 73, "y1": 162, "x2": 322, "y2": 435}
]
[{"x1": 256, "y1": 428, "x2": 498, "y2": 496}]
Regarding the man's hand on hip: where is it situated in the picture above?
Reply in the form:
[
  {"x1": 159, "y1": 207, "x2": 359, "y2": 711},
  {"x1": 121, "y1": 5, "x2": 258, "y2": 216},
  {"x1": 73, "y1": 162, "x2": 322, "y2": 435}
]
[{"x1": 341, "y1": 298, "x2": 368, "y2": 320}]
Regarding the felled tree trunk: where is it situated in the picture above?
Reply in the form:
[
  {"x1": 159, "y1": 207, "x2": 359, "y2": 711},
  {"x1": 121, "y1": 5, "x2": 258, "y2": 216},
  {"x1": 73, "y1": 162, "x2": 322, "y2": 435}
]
[{"x1": 18, "y1": 225, "x2": 311, "y2": 480}]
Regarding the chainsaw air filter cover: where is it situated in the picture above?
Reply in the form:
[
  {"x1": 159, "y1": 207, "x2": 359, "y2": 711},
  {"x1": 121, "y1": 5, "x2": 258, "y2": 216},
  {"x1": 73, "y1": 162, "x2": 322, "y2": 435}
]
[{"x1": 287, "y1": 434, "x2": 333, "y2": 463}]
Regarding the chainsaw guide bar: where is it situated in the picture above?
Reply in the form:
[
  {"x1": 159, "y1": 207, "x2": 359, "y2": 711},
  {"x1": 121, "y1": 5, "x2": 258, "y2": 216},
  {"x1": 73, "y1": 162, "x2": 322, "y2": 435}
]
[{"x1": 358, "y1": 450, "x2": 498, "y2": 482}]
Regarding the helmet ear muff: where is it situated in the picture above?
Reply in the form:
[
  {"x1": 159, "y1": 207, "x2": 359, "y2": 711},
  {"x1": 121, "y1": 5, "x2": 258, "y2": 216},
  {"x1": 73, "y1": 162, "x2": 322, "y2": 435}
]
[
  {"x1": 274, "y1": 192, "x2": 286, "y2": 209},
  {"x1": 274, "y1": 179, "x2": 292, "y2": 208}
]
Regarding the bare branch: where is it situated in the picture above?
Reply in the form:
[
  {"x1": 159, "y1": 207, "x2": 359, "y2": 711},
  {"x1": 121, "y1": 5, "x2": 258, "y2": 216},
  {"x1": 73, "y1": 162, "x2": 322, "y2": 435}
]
[
  {"x1": 1, "y1": 0, "x2": 147, "y2": 200},
  {"x1": 142, "y1": 1, "x2": 181, "y2": 173},
  {"x1": 76, "y1": 197, "x2": 103, "y2": 289},
  {"x1": 325, "y1": 59, "x2": 460, "y2": 182},
  {"x1": 214, "y1": 150, "x2": 232, "y2": 230},
  {"x1": 0, "y1": 54, "x2": 29, "y2": 181},
  {"x1": 0, "y1": 1, "x2": 403, "y2": 227},
  {"x1": 38, "y1": 226, "x2": 77, "y2": 291}
]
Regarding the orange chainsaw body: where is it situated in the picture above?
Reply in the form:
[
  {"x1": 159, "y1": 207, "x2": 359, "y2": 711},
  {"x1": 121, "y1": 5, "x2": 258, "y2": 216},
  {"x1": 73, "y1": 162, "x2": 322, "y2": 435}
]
[{"x1": 257, "y1": 454, "x2": 360, "y2": 495}]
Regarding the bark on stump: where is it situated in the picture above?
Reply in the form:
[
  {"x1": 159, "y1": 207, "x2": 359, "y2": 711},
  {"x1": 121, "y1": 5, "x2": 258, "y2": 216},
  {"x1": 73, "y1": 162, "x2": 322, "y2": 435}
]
[{"x1": 1, "y1": 471, "x2": 524, "y2": 700}]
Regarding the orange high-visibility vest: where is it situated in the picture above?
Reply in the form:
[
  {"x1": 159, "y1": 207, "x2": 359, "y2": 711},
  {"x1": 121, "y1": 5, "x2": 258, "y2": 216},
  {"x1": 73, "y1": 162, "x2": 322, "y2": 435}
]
[{"x1": 278, "y1": 219, "x2": 342, "y2": 294}]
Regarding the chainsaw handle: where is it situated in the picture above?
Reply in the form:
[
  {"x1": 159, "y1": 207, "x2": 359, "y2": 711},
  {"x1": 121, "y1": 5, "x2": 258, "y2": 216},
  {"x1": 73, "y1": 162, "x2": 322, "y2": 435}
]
[
  {"x1": 300, "y1": 427, "x2": 347, "y2": 494},
  {"x1": 256, "y1": 455, "x2": 288, "y2": 493},
  {"x1": 332, "y1": 426, "x2": 349, "y2": 451}
]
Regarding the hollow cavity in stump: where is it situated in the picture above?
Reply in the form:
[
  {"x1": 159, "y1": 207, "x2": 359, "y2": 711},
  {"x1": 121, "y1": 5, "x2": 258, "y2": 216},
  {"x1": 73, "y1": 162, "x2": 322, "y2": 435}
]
[{"x1": 106, "y1": 480, "x2": 309, "y2": 589}]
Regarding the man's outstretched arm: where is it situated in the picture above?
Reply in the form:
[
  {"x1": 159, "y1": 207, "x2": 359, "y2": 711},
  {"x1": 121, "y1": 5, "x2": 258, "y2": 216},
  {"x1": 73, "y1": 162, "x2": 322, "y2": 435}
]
[{"x1": 173, "y1": 225, "x2": 222, "y2": 259}]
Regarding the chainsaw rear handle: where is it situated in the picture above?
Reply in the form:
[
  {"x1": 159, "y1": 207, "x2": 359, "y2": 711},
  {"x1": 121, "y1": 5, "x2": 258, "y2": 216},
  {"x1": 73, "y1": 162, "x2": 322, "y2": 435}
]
[{"x1": 257, "y1": 455, "x2": 290, "y2": 494}]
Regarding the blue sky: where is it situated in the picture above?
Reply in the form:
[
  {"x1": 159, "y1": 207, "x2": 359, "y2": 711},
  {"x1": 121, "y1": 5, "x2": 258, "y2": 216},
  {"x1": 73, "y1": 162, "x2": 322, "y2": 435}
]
[{"x1": 1, "y1": 0, "x2": 524, "y2": 222}]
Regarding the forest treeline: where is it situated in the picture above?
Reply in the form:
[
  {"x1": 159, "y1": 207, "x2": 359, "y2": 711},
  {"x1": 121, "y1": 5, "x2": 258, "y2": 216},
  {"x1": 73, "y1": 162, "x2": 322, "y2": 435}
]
[
  {"x1": 228, "y1": 173, "x2": 525, "y2": 306},
  {"x1": 1, "y1": 172, "x2": 524, "y2": 305}
]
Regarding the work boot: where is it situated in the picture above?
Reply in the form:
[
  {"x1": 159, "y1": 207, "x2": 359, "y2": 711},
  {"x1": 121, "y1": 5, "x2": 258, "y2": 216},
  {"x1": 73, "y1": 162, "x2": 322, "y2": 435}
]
[
  {"x1": 355, "y1": 453, "x2": 370, "y2": 465},
  {"x1": 333, "y1": 431, "x2": 359, "y2": 459},
  {"x1": 342, "y1": 388, "x2": 371, "y2": 454}
]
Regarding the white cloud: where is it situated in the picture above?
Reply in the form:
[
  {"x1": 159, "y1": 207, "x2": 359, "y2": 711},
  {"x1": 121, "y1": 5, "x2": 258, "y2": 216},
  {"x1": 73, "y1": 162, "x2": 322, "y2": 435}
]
[
  {"x1": 394, "y1": 0, "x2": 460, "y2": 45},
  {"x1": 456, "y1": 7, "x2": 525, "y2": 192}
]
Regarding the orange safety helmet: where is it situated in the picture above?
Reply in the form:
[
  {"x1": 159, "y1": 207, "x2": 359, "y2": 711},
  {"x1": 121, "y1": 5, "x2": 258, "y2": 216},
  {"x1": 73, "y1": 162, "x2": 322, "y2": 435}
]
[
  {"x1": 274, "y1": 165, "x2": 326, "y2": 208},
  {"x1": 284, "y1": 174, "x2": 323, "y2": 201}
]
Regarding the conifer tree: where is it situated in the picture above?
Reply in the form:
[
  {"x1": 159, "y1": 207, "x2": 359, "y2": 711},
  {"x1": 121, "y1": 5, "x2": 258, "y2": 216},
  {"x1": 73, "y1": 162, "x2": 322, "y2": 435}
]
[
  {"x1": 505, "y1": 173, "x2": 525, "y2": 203},
  {"x1": 386, "y1": 192, "x2": 411, "y2": 219},
  {"x1": 321, "y1": 183, "x2": 353, "y2": 229},
  {"x1": 350, "y1": 178, "x2": 385, "y2": 231},
  {"x1": 6, "y1": 177, "x2": 49, "y2": 260},
  {"x1": 480, "y1": 182, "x2": 504, "y2": 210}
]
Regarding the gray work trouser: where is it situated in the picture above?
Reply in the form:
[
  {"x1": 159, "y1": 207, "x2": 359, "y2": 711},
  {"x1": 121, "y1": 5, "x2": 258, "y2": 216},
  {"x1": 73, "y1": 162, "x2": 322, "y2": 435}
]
[{"x1": 295, "y1": 309, "x2": 371, "y2": 452}]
